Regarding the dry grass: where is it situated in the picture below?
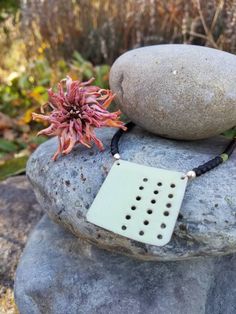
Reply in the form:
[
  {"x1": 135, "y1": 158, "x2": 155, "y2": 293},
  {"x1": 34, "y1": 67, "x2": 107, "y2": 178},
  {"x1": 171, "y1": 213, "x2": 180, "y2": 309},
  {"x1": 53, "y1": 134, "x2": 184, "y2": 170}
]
[
  {"x1": 19, "y1": 0, "x2": 236, "y2": 64},
  {"x1": 0, "y1": 289, "x2": 18, "y2": 314}
]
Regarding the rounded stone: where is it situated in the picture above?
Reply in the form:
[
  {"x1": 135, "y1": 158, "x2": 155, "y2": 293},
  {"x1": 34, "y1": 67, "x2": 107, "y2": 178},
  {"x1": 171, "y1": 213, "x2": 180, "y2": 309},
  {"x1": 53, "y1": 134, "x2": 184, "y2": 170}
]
[
  {"x1": 26, "y1": 127, "x2": 236, "y2": 261},
  {"x1": 109, "y1": 44, "x2": 236, "y2": 140}
]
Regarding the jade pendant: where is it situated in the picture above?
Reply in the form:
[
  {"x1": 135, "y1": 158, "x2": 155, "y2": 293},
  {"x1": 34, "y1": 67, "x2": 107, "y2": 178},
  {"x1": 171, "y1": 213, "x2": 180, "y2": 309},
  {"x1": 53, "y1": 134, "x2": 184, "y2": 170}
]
[{"x1": 86, "y1": 159, "x2": 188, "y2": 246}]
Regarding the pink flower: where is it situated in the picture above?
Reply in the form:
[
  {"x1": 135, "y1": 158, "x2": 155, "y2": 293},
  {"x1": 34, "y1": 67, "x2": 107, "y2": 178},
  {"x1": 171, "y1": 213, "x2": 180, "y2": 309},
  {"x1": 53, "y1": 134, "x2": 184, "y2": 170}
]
[{"x1": 32, "y1": 76, "x2": 126, "y2": 160}]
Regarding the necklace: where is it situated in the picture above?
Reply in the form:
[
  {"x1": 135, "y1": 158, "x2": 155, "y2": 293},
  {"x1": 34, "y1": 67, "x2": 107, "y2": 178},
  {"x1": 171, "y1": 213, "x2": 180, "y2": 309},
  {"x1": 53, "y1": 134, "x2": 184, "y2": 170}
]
[{"x1": 87, "y1": 122, "x2": 236, "y2": 246}]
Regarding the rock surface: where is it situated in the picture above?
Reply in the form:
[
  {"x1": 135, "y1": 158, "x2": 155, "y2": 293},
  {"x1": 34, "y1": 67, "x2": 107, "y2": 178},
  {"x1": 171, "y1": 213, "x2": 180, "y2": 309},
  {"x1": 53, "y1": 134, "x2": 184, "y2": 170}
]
[
  {"x1": 109, "y1": 44, "x2": 236, "y2": 140},
  {"x1": 26, "y1": 127, "x2": 236, "y2": 260},
  {"x1": 15, "y1": 215, "x2": 236, "y2": 314},
  {"x1": 0, "y1": 176, "x2": 43, "y2": 313}
]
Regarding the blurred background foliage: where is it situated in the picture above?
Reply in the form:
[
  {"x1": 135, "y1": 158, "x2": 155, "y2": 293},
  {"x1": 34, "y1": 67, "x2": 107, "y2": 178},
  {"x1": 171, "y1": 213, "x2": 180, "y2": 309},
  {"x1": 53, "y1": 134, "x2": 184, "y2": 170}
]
[{"x1": 0, "y1": 0, "x2": 236, "y2": 181}]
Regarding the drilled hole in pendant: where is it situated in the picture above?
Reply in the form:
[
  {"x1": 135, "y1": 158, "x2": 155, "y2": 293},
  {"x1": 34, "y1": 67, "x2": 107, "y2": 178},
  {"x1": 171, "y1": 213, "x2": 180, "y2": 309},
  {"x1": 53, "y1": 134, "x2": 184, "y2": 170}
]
[
  {"x1": 170, "y1": 183, "x2": 176, "y2": 188},
  {"x1": 143, "y1": 220, "x2": 149, "y2": 225},
  {"x1": 125, "y1": 215, "x2": 131, "y2": 220},
  {"x1": 157, "y1": 182, "x2": 162, "y2": 186},
  {"x1": 164, "y1": 211, "x2": 169, "y2": 216},
  {"x1": 168, "y1": 194, "x2": 174, "y2": 198},
  {"x1": 161, "y1": 223, "x2": 166, "y2": 229},
  {"x1": 166, "y1": 203, "x2": 172, "y2": 208},
  {"x1": 157, "y1": 234, "x2": 163, "y2": 239},
  {"x1": 131, "y1": 206, "x2": 136, "y2": 210},
  {"x1": 147, "y1": 209, "x2": 153, "y2": 215},
  {"x1": 181, "y1": 176, "x2": 185, "y2": 180},
  {"x1": 117, "y1": 162, "x2": 120, "y2": 166},
  {"x1": 139, "y1": 230, "x2": 144, "y2": 236},
  {"x1": 139, "y1": 186, "x2": 144, "y2": 190},
  {"x1": 151, "y1": 199, "x2": 156, "y2": 204},
  {"x1": 121, "y1": 225, "x2": 127, "y2": 230},
  {"x1": 143, "y1": 178, "x2": 148, "y2": 182},
  {"x1": 153, "y1": 190, "x2": 159, "y2": 195},
  {"x1": 136, "y1": 196, "x2": 141, "y2": 201}
]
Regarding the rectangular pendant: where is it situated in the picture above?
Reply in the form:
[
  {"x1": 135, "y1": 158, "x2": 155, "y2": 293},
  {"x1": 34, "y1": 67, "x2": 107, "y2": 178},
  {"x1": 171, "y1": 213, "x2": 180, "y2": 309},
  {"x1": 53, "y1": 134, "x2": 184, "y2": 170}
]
[{"x1": 86, "y1": 159, "x2": 188, "y2": 246}]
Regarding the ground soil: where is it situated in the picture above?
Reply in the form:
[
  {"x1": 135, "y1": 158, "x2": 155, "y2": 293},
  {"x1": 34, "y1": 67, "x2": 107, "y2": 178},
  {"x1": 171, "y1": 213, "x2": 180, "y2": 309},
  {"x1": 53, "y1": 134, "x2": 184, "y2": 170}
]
[{"x1": 0, "y1": 176, "x2": 44, "y2": 314}]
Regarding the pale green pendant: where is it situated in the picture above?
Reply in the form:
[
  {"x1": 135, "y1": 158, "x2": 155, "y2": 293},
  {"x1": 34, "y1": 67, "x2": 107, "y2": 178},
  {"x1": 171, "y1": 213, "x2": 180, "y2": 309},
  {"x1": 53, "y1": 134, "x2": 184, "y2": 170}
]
[{"x1": 86, "y1": 159, "x2": 188, "y2": 246}]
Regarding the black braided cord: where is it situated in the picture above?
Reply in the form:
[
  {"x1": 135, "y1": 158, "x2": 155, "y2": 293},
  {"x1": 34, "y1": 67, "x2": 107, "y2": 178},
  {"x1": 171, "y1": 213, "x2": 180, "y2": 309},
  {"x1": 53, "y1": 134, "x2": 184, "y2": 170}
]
[
  {"x1": 110, "y1": 122, "x2": 236, "y2": 177},
  {"x1": 110, "y1": 121, "x2": 135, "y2": 156}
]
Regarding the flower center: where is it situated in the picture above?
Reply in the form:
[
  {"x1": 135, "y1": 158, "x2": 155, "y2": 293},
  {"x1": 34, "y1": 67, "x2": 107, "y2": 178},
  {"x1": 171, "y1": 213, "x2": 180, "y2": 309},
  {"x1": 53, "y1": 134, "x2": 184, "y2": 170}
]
[{"x1": 68, "y1": 105, "x2": 82, "y2": 119}]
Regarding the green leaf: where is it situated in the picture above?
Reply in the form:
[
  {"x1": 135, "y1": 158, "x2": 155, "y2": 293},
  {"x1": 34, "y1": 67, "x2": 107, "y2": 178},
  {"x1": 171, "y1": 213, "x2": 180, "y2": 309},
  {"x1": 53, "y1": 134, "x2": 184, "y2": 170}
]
[
  {"x1": 223, "y1": 128, "x2": 236, "y2": 139},
  {"x1": 38, "y1": 78, "x2": 50, "y2": 85},
  {"x1": 73, "y1": 51, "x2": 85, "y2": 64},
  {"x1": 0, "y1": 156, "x2": 28, "y2": 181},
  {"x1": 15, "y1": 140, "x2": 27, "y2": 150},
  {"x1": 29, "y1": 135, "x2": 47, "y2": 145},
  {"x1": 32, "y1": 85, "x2": 46, "y2": 94},
  {"x1": 94, "y1": 65, "x2": 110, "y2": 88},
  {"x1": 0, "y1": 152, "x2": 7, "y2": 159},
  {"x1": 0, "y1": 139, "x2": 18, "y2": 153},
  {"x1": 83, "y1": 67, "x2": 94, "y2": 79}
]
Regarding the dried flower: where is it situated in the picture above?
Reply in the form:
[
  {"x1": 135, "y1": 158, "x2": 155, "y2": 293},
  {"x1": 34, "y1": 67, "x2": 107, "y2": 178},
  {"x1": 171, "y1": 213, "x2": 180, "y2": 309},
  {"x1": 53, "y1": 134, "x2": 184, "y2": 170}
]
[{"x1": 32, "y1": 76, "x2": 126, "y2": 160}]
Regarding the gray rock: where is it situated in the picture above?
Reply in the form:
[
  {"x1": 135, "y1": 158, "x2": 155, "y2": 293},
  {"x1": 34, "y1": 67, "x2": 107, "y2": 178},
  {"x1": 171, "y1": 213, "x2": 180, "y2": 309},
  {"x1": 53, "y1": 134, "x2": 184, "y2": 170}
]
[
  {"x1": 109, "y1": 44, "x2": 236, "y2": 140},
  {"x1": 26, "y1": 127, "x2": 236, "y2": 261},
  {"x1": 14, "y1": 215, "x2": 236, "y2": 314}
]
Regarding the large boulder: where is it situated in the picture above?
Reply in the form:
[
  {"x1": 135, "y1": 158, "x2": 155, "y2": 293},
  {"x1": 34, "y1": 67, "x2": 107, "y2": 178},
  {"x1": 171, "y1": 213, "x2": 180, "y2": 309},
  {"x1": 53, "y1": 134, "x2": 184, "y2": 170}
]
[
  {"x1": 26, "y1": 127, "x2": 236, "y2": 260},
  {"x1": 14, "y1": 215, "x2": 236, "y2": 314}
]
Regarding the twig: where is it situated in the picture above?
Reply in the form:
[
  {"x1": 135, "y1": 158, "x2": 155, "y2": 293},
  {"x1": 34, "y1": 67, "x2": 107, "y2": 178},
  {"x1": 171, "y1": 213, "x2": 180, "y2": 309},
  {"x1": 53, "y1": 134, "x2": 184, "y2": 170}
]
[
  {"x1": 210, "y1": 0, "x2": 224, "y2": 32},
  {"x1": 193, "y1": 0, "x2": 218, "y2": 48},
  {"x1": 189, "y1": 30, "x2": 208, "y2": 40}
]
